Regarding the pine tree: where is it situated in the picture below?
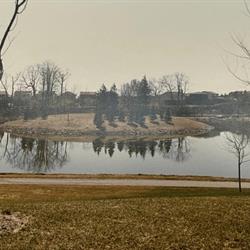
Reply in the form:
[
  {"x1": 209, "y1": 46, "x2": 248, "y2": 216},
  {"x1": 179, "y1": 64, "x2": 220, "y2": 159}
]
[
  {"x1": 106, "y1": 84, "x2": 118, "y2": 124},
  {"x1": 164, "y1": 109, "x2": 172, "y2": 124},
  {"x1": 94, "y1": 111, "x2": 103, "y2": 129},
  {"x1": 150, "y1": 107, "x2": 157, "y2": 123}
]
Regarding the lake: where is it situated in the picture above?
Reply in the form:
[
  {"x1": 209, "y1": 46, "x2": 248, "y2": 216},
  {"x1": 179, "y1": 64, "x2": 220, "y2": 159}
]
[{"x1": 0, "y1": 131, "x2": 249, "y2": 178}]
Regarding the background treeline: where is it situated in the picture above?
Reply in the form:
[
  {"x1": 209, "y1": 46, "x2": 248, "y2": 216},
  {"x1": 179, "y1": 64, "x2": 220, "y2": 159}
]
[
  {"x1": 2, "y1": 61, "x2": 250, "y2": 124},
  {"x1": 93, "y1": 76, "x2": 172, "y2": 129},
  {"x1": 0, "y1": 61, "x2": 71, "y2": 119}
]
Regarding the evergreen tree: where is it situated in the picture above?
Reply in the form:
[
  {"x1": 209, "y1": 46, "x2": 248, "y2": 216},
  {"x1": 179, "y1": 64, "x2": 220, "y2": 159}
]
[
  {"x1": 150, "y1": 107, "x2": 157, "y2": 123},
  {"x1": 106, "y1": 84, "x2": 118, "y2": 123},
  {"x1": 93, "y1": 110, "x2": 104, "y2": 129},
  {"x1": 118, "y1": 110, "x2": 125, "y2": 122},
  {"x1": 137, "y1": 76, "x2": 152, "y2": 105},
  {"x1": 164, "y1": 109, "x2": 172, "y2": 124}
]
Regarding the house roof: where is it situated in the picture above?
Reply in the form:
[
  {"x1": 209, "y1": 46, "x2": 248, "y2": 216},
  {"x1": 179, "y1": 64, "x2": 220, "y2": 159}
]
[
  {"x1": 62, "y1": 91, "x2": 76, "y2": 96},
  {"x1": 190, "y1": 91, "x2": 218, "y2": 95},
  {"x1": 14, "y1": 90, "x2": 32, "y2": 94},
  {"x1": 79, "y1": 91, "x2": 96, "y2": 96}
]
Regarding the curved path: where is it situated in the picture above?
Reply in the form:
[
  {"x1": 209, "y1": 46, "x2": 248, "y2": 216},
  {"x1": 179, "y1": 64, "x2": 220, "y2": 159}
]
[{"x1": 0, "y1": 178, "x2": 249, "y2": 188}]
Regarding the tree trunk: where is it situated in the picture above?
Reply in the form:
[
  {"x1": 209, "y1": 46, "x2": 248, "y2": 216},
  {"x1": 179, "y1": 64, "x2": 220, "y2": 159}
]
[
  {"x1": 0, "y1": 58, "x2": 3, "y2": 82},
  {"x1": 238, "y1": 158, "x2": 242, "y2": 192}
]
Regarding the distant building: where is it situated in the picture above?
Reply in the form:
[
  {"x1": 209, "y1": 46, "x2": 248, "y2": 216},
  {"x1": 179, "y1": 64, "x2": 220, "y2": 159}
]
[
  {"x1": 0, "y1": 91, "x2": 6, "y2": 98},
  {"x1": 0, "y1": 91, "x2": 8, "y2": 105},
  {"x1": 78, "y1": 92, "x2": 96, "y2": 108},
  {"x1": 14, "y1": 90, "x2": 32, "y2": 98},
  {"x1": 186, "y1": 91, "x2": 218, "y2": 105},
  {"x1": 228, "y1": 91, "x2": 250, "y2": 101},
  {"x1": 59, "y1": 91, "x2": 76, "y2": 103},
  {"x1": 150, "y1": 92, "x2": 181, "y2": 107},
  {"x1": 14, "y1": 91, "x2": 32, "y2": 99}
]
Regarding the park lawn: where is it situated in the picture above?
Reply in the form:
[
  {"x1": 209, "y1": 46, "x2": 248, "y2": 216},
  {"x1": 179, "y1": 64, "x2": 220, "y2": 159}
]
[{"x1": 0, "y1": 185, "x2": 250, "y2": 249}]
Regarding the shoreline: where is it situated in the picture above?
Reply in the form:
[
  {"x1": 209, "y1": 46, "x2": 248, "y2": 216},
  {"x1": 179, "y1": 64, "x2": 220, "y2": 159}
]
[{"x1": 1, "y1": 127, "x2": 211, "y2": 142}]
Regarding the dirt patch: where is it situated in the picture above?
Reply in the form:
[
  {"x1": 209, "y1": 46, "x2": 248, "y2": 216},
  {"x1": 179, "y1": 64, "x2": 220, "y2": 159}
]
[{"x1": 0, "y1": 210, "x2": 30, "y2": 235}]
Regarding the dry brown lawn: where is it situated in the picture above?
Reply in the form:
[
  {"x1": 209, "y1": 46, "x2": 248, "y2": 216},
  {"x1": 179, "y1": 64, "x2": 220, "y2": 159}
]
[
  {"x1": 1, "y1": 173, "x2": 250, "y2": 183},
  {"x1": 0, "y1": 185, "x2": 250, "y2": 249}
]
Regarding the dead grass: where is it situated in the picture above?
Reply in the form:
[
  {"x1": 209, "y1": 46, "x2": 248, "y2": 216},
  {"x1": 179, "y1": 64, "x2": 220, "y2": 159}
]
[
  {"x1": 0, "y1": 113, "x2": 210, "y2": 140},
  {"x1": 0, "y1": 173, "x2": 250, "y2": 183},
  {"x1": 0, "y1": 185, "x2": 250, "y2": 249}
]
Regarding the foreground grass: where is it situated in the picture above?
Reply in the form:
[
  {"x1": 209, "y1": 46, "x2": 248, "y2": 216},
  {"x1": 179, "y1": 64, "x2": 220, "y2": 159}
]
[{"x1": 1, "y1": 185, "x2": 250, "y2": 249}]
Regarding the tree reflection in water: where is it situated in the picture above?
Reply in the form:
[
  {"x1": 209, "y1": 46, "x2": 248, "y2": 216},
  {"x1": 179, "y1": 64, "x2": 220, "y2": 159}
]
[
  {"x1": 0, "y1": 133, "x2": 191, "y2": 173},
  {"x1": 0, "y1": 134, "x2": 68, "y2": 172},
  {"x1": 92, "y1": 137, "x2": 191, "y2": 162}
]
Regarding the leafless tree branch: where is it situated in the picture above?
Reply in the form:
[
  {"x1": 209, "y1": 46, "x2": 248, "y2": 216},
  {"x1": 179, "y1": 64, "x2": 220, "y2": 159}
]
[{"x1": 0, "y1": 0, "x2": 28, "y2": 81}]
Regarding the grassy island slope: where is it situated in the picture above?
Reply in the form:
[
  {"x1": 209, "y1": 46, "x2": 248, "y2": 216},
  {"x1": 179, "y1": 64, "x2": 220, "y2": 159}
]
[{"x1": 0, "y1": 113, "x2": 212, "y2": 140}]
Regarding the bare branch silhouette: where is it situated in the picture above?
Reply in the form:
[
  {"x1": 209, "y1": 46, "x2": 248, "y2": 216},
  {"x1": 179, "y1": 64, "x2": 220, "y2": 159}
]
[{"x1": 0, "y1": 0, "x2": 28, "y2": 81}]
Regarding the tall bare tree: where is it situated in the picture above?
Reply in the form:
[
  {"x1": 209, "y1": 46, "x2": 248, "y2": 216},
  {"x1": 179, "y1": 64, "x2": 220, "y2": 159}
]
[
  {"x1": 159, "y1": 73, "x2": 188, "y2": 107},
  {"x1": 159, "y1": 74, "x2": 176, "y2": 101},
  {"x1": 149, "y1": 78, "x2": 163, "y2": 96},
  {"x1": 21, "y1": 65, "x2": 40, "y2": 97},
  {"x1": 58, "y1": 69, "x2": 70, "y2": 96},
  {"x1": 225, "y1": 132, "x2": 249, "y2": 192},
  {"x1": 223, "y1": 1, "x2": 250, "y2": 86},
  {"x1": 174, "y1": 72, "x2": 188, "y2": 108},
  {"x1": 38, "y1": 61, "x2": 60, "y2": 104},
  {"x1": 0, "y1": 72, "x2": 20, "y2": 98},
  {"x1": 0, "y1": 0, "x2": 28, "y2": 82}
]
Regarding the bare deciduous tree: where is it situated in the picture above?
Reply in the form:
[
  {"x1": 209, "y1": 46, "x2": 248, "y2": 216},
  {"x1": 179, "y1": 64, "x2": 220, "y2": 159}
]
[
  {"x1": 159, "y1": 74, "x2": 176, "y2": 101},
  {"x1": 149, "y1": 78, "x2": 163, "y2": 96},
  {"x1": 21, "y1": 65, "x2": 40, "y2": 97},
  {"x1": 225, "y1": 132, "x2": 249, "y2": 192},
  {"x1": 174, "y1": 72, "x2": 188, "y2": 108},
  {"x1": 0, "y1": 72, "x2": 20, "y2": 98},
  {"x1": 224, "y1": 1, "x2": 250, "y2": 85},
  {"x1": 159, "y1": 73, "x2": 188, "y2": 106},
  {"x1": 0, "y1": 0, "x2": 28, "y2": 81},
  {"x1": 58, "y1": 69, "x2": 70, "y2": 96},
  {"x1": 38, "y1": 61, "x2": 60, "y2": 105}
]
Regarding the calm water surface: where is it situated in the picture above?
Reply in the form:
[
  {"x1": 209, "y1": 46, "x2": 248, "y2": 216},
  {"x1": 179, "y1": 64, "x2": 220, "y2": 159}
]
[{"x1": 0, "y1": 131, "x2": 249, "y2": 178}]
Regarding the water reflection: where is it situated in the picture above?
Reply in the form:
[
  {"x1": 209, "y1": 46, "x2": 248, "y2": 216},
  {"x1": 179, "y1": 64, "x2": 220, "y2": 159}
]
[
  {"x1": 0, "y1": 133, "x2": 192, "y2": 172},
  {"x1": 0, "y1": 134, "x2": 68, "y2": 172},
  {"x1": 92, "y1": 137, "x2": 191, "y2": 162}
]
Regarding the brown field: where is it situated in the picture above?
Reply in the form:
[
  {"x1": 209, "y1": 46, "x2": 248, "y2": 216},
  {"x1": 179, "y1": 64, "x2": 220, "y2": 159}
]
[
  {"x1": 1, "y1": 185, "x2": 250, "y2": 249},
  {"x1": 0, "y1": 173, "x2": 250, "y2": 183}
]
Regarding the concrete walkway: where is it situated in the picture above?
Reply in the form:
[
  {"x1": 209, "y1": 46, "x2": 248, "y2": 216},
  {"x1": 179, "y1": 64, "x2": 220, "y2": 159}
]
[{"x1": 0, "y1": 178, "x2": 249, "y2": 188}]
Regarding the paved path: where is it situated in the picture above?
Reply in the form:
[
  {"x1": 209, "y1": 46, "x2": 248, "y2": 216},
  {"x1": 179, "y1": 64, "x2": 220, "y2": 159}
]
[{"x1": 0, "y1": 178, "x2": 249, "y2": 188}]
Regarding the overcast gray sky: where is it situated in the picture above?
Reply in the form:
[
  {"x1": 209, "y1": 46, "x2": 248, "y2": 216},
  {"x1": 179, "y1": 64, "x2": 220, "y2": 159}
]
[{"x1": 1, "y1": 0, "x2": 250, "y2": 93}]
